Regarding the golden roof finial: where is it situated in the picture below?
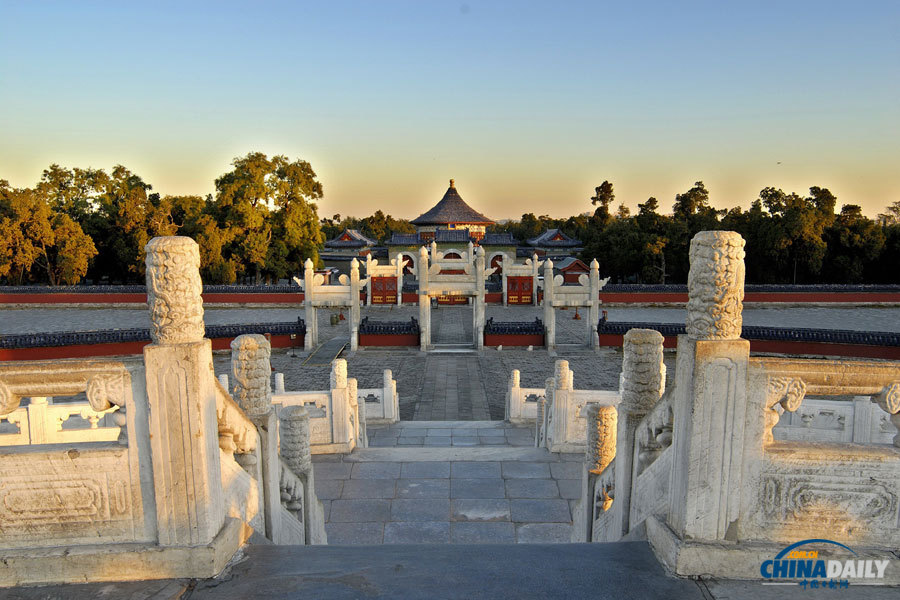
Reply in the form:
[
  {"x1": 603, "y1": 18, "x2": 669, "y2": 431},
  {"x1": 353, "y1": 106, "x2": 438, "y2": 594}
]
[{"x1": 449, "y1": 179, "x2": 455, "y2": 188}]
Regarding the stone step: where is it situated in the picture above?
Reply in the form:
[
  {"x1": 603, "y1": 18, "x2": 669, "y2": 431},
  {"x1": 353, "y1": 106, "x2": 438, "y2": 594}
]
[
  {"x1": 339, "y1": 446, "x2": 571, "y2": 462},
  {"x1": 387, "y1": 420, "x2": 506, "y2": 428},
  {"x1": 106, "y1": 542, "x2": 710, "y2": 599},
  {"x1": 430, "y1": 344, "x2": 476, "y2": 354}
]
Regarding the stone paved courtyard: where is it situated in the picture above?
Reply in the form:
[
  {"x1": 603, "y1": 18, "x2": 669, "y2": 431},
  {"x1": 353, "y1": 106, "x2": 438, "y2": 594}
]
[
  {"x1": 7, "y1": 303, "x2": 898, "y2": 420},
  {"x1": 313, "y1": 422, "x2": 582, "y2": 545}
]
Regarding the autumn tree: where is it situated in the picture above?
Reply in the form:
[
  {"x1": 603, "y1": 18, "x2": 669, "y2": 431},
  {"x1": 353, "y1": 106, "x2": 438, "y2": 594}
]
[{"x1": 0, "y1": 181, "x2": 96, "y2": 284}]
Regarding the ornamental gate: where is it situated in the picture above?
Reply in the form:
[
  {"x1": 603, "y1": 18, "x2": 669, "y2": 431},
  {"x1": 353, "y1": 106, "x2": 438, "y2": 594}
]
[{"x1": 506, "y1": 276, "x2": 533, "y2": 305}]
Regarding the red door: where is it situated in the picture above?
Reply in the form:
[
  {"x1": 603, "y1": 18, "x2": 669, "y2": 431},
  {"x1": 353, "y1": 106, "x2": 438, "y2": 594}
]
[
  {"x1": 507, "y1": 276, "x2": 533, "y2": 305},
  {"x1": 372, "y1": 277, "x2": 397, "y2": 304}
]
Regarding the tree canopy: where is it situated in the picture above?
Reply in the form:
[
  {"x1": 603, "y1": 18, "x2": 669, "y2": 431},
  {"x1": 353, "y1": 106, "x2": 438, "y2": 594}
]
[
  {"x1": 0, "y1": 153, "x2": 326, "y2": 284},
  {"x1": 2, "y1": 162, "x2": 898, "y2": 285},
  {"x1": 489, "y1": 181, "x2": 900, "y2": 284}
]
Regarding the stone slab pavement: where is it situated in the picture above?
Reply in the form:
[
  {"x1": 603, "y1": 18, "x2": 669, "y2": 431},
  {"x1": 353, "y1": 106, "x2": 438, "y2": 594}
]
[
  {"x1": 313, "y1": 424, "x2": 582, "y2": 546},
  {"x1": 10, "y1": 303, "x2": 898, "y2": 421},
  {"x1": 5, "y1": 303, "x2": 900, "y2": 335},
  {"x1": 7, "y1": 543, "x2": 898, "y2": 599}
]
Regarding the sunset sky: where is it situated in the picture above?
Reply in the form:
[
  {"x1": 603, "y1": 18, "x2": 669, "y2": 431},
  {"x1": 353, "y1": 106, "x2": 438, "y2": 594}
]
[{"x1": 1, "y1": 1, "x2": 898, "y2": 220}]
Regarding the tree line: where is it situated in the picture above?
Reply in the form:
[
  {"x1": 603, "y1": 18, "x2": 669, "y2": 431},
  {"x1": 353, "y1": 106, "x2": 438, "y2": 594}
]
[
  {"x1": 0, "y1": 152, "x2": 326, "y2": 285},
  {"x1": 492, "y1": 181, "x2": 900, "y2": 284},
  {"x1": 3, "y1": 159, "x2": 898, "y2": 286}
]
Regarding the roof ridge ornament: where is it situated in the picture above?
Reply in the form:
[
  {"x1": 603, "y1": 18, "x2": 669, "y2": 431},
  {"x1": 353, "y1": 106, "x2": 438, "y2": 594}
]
[{"x1": 449, "y1": 178, "x2": 455, "y2": 188}]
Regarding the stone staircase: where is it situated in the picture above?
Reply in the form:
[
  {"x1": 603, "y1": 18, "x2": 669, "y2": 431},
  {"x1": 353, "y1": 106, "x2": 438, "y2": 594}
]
[{"x1": 314, "y1": 421, "x2": 582, "y2": 544}]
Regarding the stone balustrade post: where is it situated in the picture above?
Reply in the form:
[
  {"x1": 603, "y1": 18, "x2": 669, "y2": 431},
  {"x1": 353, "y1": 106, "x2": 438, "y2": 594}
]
[
  {"x1": 274, "y1": 372, "x2": 285, "y2": 394},
  {"x1": 505, "y1": 369, "x2": 521, "y2": 422},
  {"x1": 350, "y1": 258, "x2": 361, "y2": 351},
  {"x1": 418, "y1": 246, "x2": 431, "y2": 352},
  {"x1": 143, "y1": 236, "x2": 225, "y2": 547},
  {"x1": 607, "y1": 328, "x2": 665, "y2": 541},
  {"x1": 579, "y1": 403, "x2": 618, "y2": 541},
  {"x1": 543, "y1": 259, "x2": 555, "y2": 349},
  {"x1": 303, "y1": 259, "x2": 317, "y2": 351},
  {"x1": 589, "y1": 259, "x2": 601, "y2": 350},
  {"x1": 329, "y1": 359, "x2": 356, "y2": 449},
  {"x1": 474, "y1": 247, "x2": 486, "y2": 350},
  {"x1": 531, "y1": 254, "x2": 540, "y2": 306},
  {"x1": 230, "y1": 333, "x2": 280, "y2": 541},
  {"x1": 501, "y1": 253, "x2": 508, "y2": 307},
  {"x1": 383, "y1": 369, "x2": 399, "y2": 423},
  {"x1": 546, "y1": 360, "x2": 574, "y2": 451},
  {"x1": 395, "y1": 253, "x2": 404, "y2": 307},
  {"x1": 666, "y1": 231, "x2": 749, "y2": 542},
  {"x1": 365, "y1": 255, "x2": 373, "y2": 307},
  {"x1": 279, "y1": 405, "x2": 326, "y2": 544}
]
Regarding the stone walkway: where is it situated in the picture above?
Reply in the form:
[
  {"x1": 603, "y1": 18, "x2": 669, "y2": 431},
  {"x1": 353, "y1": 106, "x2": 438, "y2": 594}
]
[
  {"x1": 413, "y1": 356, "x2": 490, "y2": 420},
  {"x1": 432, "y1": 304, "x2": 473, "y2": 345},
  {"x1": 313, "y1": 422, "x2": 581, "y2": 545}
]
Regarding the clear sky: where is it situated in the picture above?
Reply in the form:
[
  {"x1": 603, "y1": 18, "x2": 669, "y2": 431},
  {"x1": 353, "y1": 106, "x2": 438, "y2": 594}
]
[{"x1": 1, "y1": 1, "x2": 898, "y2": 220}]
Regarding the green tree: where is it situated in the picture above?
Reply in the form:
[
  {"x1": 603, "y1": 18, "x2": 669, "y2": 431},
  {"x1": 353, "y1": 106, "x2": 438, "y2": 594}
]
[
  {"x1": 823, "y1": 204, "x2": 884, "y2": 283},
  {"x1": 214, "y1": 152, "x2": 325, "y2": 282},
  {"x1": 590, "y1": 181, "x2": 615, "y2": 227}
]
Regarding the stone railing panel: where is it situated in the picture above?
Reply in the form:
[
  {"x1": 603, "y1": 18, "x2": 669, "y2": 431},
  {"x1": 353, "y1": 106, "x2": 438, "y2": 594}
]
[
  {"x1": 628, "y1": 445, "x2": 673, "y2": 533},
  {"x1": 0, "y1": 443, "x2": 150, "y2": 548},
  {"x1": 214, "y1": 379, "x2": 259, "y2": 457}
]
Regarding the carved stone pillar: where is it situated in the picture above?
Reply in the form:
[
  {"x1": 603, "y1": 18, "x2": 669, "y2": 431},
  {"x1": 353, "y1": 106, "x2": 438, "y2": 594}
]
[
  {"x1": 873, "y1": 382, "x2": 900, "y2": 447},
  {"x1": 610, "y1": 328, "x2": 666, "y2": 539},
  {"x1": 229, "y1": 333, "x2": 280, "y2": 540},
  {"x1": 143, "y1": 236, "x2": 225, "y2": 547},
  {"x1": 279, "y1": 403, "x2": 327, "y2": 543},
  {"x1": 686, "y1": 231, "x2": 745, "y2": 341},
  {"x1": 621, "y1": 329, "x2": 666, "y2": 413},
  {"x1": 280, "y1": 405, "x2": 312, "y2": 478},
  {"x1": 667, "y1": 231, "x2": 749, "y2": 543},
  {"x1": 230, "y1": 334, "x2": 272, "y2": 418},
  {"x1": 586, "y1": 403, "x2": 617, "y2": 475}
]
